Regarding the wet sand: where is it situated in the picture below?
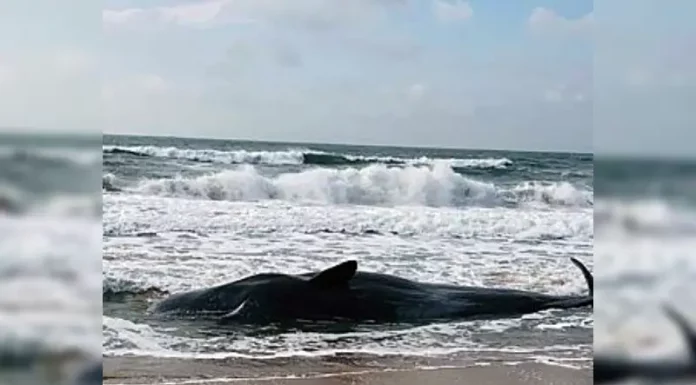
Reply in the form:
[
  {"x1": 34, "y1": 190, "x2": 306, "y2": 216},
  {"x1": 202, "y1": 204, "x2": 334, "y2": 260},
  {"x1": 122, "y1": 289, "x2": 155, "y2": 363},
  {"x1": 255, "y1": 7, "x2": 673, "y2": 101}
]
[{"x1": 104, "y1": 355, "x2": 592, "y2": 385}]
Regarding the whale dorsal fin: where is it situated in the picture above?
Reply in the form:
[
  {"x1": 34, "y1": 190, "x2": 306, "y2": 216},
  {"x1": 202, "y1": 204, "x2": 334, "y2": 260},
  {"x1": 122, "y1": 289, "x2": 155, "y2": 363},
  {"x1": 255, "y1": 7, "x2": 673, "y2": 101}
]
[
  {"x1": 662, "y1": 304, "x2": 696, "y2": 358},
  {"x1": 309, "y1": 260, "x2": 357, "y2": 289}
]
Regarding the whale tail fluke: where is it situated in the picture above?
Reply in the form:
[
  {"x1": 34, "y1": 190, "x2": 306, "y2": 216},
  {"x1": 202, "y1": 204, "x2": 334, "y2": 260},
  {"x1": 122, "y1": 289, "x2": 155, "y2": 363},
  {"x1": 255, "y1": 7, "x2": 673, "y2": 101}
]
[{"x1": 570, "y1": 257, "x2": 593, "y2": 297}]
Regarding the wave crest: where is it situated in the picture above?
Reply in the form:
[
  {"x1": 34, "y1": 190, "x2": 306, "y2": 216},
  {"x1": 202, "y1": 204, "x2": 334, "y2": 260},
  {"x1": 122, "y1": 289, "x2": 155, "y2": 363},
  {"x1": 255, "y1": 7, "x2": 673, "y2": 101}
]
[
  {"x1": 1, "y1": 184, "x2": 100, "y2": 218},
  {"x1": 1, "y1": 145, "x2": 101, "y2": 166},
  {"x1": 103, "y1": 276, "x2": 168, "y2": 301},
  {"x1": 595, "y1": 198, "x2": 696, "y2": 236},
  {"x1": 129, "y1": 164, "x2": 591, "y2": 208},
  {"x1": 104, "y1": 145, "x2": 311, "y2": 166},
  {"x1": 103, "y1": 145, "x2": 513, "y2": 170}
]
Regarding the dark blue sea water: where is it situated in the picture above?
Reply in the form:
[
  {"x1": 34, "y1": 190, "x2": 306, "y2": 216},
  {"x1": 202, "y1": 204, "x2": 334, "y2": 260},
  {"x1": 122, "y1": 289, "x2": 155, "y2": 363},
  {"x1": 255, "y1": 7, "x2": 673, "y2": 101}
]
[{"x1": 102, "y1": 134, "x2": 593, "y2": 207}]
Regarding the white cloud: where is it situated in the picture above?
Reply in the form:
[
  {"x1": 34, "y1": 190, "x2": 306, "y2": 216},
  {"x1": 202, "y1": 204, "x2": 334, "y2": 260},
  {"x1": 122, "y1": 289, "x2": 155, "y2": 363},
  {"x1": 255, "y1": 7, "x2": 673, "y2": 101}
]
[
  {"x1": 103, "y1": 0, "x2": 258, "y2": 29},
  {"x1": 433, "y1": 0, "x2": 473, "y2": 22},
  {"x1": 158, "y1": 0, "x2": 228, "y2": 26},
  {"x1": 103, "y1": 0, "x2": 398, "y2": 31},
  {"x1": 103, "y1": 8, "x2": 147, "y2": 25},
  {"x1": 528, "y1": 7, "x2": 592, "y2": 36}
]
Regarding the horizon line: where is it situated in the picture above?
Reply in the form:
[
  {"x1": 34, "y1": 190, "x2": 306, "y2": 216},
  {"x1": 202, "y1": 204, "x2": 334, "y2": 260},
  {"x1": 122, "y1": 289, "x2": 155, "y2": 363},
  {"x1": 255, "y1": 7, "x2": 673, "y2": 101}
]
[{"x1": 103, "y1": 132, "x2": 592, "y2": 156}]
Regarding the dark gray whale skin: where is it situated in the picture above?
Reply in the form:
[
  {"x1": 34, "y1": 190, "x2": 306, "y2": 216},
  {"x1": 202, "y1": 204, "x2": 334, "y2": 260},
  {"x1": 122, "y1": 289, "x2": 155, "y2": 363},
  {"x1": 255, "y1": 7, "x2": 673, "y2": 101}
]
[
  {"x1": 149, "y1": 258, "x2": 593, "y2": 326},
  {"x1": 594, "y1": 305, "x2": 696, "y2": 384}
]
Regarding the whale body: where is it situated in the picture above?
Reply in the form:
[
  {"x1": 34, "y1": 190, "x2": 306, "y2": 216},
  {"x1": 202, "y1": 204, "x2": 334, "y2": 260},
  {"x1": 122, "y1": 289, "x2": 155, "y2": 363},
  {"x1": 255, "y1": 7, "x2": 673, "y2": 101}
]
[{"x1": 150, "y1": 258, "x2": 593, "y2": 326}]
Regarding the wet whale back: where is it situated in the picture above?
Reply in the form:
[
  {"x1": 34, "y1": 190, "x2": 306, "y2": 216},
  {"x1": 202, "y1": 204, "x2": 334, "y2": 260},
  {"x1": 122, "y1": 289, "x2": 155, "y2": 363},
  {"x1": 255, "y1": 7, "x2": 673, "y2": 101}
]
[
  {"x1": 151, "y1": 258, "x2": 593, "y2": 324},
  {"x1": 152, "y1": 273, "x2": 290, "y2": 313}
]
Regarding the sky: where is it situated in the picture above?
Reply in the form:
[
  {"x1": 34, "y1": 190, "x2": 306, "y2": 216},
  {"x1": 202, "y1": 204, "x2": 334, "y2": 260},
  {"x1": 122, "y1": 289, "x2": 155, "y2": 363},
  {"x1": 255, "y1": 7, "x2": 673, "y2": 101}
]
[
  {"x1": 0, "y1": 1, "x2": 692, "y2": 155},
  {"x1": 593, "y1": 0, "x2": 696, "y2": 157}
]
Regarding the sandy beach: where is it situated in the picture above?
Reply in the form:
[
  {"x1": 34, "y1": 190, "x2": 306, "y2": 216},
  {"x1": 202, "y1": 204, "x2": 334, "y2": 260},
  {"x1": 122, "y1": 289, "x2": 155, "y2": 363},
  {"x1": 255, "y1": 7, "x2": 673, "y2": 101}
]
[{"x1": 104, "y1": 355, "x2": 592, "y2": 385}]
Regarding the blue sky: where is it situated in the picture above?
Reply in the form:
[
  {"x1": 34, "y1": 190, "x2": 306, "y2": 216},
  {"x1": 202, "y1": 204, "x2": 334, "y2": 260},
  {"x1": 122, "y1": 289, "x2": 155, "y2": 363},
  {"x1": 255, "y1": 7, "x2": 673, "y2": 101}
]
[
  {"x1": 0, "y1": 1, "x2": 693, "y2": 155},
  {"x1": 96, "y1": 0, "x2": 594, "y2": 152}
]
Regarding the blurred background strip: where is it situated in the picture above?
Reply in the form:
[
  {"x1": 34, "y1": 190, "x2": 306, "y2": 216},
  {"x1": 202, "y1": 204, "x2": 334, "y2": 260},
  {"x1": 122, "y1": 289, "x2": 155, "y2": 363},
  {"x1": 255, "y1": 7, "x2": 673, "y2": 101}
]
[
  {"x1": 0, "y1": 0, "x2": 102, "y2": 384},
  {"x1": 594, "y1": 0, "x2": 696, "y2": 383}
]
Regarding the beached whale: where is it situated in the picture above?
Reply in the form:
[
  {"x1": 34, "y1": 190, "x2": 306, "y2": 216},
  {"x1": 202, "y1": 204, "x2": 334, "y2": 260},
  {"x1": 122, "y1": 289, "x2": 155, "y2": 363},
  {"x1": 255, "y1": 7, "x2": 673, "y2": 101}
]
[
  {"x1": 150, "y1": 258, "x2": 593, "y2": 326},
  {"x1": 594, "y1": 304, "x2": 696, "y2": 383}
]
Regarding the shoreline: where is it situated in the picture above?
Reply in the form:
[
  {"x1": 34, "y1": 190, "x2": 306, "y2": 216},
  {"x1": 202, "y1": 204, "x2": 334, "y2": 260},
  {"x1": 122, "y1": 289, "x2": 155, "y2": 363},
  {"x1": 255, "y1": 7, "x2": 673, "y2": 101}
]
[{"x1": 104, "y1": 354, "x2": 592, "y2": 385}]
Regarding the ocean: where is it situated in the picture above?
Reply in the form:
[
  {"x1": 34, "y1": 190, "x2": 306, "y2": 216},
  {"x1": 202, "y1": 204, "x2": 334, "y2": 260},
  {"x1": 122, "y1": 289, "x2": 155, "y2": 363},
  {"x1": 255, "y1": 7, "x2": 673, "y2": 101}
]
[
  {"x1": 102, "y1": 134, "x2": 594, "y2": 369},
  {"x1": 594, "y1": 157, "x2": 696, "y2": 362},
  {"x1": 4, "y1": 133, "x2": 695, "y2": 382},
  {"x1": 0, "y1": 133, "x2": 102, "y2": 384}
]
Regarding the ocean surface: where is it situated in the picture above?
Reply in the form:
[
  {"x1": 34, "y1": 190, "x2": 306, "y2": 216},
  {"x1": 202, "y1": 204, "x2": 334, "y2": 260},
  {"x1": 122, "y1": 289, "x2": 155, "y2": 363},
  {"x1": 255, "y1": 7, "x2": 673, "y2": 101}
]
[
  {"x1": 102, "y1": 134, "x2": 594, "y2": 368},
  {"x1": 3, "y1": 132, "x2": 693, "y2": 381},
  {"x1": 0, "y1": 133, "x2": 102, "y2": 384},
  {"x1": 594, "y1": 157, "x2": 696, "y2": 365}
]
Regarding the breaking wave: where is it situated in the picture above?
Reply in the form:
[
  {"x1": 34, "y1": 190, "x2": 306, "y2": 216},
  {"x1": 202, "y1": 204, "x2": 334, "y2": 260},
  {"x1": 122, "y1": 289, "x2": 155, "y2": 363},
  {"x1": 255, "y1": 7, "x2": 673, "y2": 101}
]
[
  {"x1": 0, "y1": 184, "x2": 100, "y2": 218},
  {"x1": 124, "y1": 163, "x2": 591, "y2": 208},
  {"x1": 0, "y1": 145, "x2": 101, "y2": 167},
  {"x1": 103, "y1": 276, "x2": 169, "y2": 301},
  {"x1": 103, "y1": 145, "x2": 512, "y2": 170},
  {"x1": 595, "y1": 198, "x2": 696, "y2": 236},
  {"x1": 102, "y1": 172, "x2": 123, "y2": 192}
]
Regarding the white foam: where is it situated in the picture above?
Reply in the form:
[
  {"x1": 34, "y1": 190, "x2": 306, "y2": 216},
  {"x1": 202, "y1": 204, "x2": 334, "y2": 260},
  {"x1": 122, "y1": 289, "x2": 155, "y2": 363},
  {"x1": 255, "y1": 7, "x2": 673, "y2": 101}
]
[
  {"x1": 0, "y1": 145, "x2": 101, "y2": 166},
  {"x1": 103, "y1": 145, "x2": 515, "y2": 169},
  {"x1": 595, "y1": 197, "x2": 696, "y2": 236},
  {"x1": 104, "y1": 145, "x2": 308, "y2": 165},
  {"x1": 103, "y1": 315, "x2": 587, "y2": 360},
  {"x1": 103, "y1": 194, "x2": 591, "y2": 244},
  {"x1": 0, "y1": 215, "x2": 102, "y2": 359},
  {"x1": 594, "y1": 197, "x2": 696, "y2": 360},
  {"x1": 130, "y1": 164, "x2": 591, "y2": 208},
  {"x1": 347, "y1": 155, "x2": 513, "y2": 169},
  {"x1": 103, "y1": 169, "x2": 592, "y2": 361},
  {"x1": 0, "y1": 187, "x2": 100, "y2": 218}
]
